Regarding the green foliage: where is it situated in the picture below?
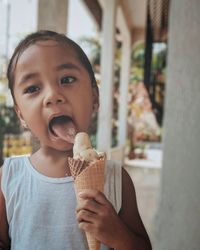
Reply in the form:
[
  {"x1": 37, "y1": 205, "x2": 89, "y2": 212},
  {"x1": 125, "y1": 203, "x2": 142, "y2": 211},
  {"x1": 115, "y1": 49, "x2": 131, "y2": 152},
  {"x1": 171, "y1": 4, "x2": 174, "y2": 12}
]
[
  {"x1": 79, "y1": 37, "x2": 101, "y2": 66},
  {"x1": 130, "y1": 42, "x2": 167, "y2": 82},
  {"x1": 0, "y1": 106, "x2": 21, "y2": 134},
  {"x1": 130, "y1": 67, "x2": 144, "y2": 84},
  {"x1": 131, "y1": 43, "x2": 145, "y2": 68},
  {"x1": 152, "y1": 44, "x2": 167, "y2": 71},
  {"x1": 79, "y1": 36, "x2": 167, "y2": 147},
  {"x1": 0, "y1": 105, "x2": 21, "y2": 164}
]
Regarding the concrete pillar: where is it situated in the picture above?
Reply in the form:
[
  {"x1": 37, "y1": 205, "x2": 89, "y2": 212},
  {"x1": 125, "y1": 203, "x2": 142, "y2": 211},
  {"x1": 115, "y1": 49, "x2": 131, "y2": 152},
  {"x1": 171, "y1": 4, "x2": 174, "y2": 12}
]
[
  {"x1": 117, "y1": 7, "x2": 131, "y2": 147},
  {"x1": 154, "y1": 0, "x2": 200, "y2": 249},
  {"x1": 97, "y1": 0, "x2": 118, "y2": 152},
  {"x1": 37, "y1": 0, "x2": 69, "y2": 33}
]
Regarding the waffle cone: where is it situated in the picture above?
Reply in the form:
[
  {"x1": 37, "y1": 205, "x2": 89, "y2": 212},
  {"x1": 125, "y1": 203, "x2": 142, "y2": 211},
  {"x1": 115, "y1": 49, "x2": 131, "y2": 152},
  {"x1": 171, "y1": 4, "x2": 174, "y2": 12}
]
[
  {"x1": 68, "y1": 158, "x2": 105, "y2": 250},
  {"x1": 74, "y1": 159, "x2": 105, "y2": 192},
  {"x1": 68, "y1": 158, "x2": 87, "y2": 177}
]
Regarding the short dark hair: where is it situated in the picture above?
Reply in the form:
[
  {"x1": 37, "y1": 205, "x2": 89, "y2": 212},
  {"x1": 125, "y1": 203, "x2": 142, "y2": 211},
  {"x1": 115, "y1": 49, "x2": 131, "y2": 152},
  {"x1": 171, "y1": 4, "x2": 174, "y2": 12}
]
[{"x1": 7, "y1": 30, "x2": 98, "y2": 100}]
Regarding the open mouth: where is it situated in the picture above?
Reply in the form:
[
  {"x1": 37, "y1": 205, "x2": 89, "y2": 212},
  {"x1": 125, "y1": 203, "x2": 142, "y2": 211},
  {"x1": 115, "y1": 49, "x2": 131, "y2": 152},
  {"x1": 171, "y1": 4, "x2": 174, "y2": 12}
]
[{"x1": 49, "y1": 115, "x2": 76, "y2": 143}]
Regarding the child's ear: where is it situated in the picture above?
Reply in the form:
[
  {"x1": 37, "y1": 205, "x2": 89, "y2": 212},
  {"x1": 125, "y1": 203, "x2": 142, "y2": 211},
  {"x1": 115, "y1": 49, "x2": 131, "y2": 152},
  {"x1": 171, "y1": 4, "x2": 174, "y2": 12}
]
[
  {"x1": 14, "y1": 105, "x2": 28, "y2": 129},
  {"x1": 92, "y1": 87, "x2": 99, "y2": 112}
]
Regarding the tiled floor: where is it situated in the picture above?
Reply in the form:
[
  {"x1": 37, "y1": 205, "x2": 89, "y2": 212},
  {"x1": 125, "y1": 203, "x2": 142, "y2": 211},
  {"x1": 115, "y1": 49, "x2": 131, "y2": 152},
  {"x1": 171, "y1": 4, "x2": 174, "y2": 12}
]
[{"x1": 125, "y1": 165, "x2": 161, "y2": 242}]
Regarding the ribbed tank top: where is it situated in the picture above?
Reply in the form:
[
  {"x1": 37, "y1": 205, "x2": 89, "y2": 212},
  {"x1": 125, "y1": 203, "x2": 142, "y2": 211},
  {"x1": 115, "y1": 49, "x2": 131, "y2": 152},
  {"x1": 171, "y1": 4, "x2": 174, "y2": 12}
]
[{"x1": 1, "y1": 156, "x2": 122, "y2": 250}]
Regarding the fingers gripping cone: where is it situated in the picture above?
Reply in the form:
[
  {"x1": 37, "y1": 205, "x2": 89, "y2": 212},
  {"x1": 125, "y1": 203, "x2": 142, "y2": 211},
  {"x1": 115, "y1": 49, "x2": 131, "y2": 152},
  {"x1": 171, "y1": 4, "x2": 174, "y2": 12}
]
[{"x1": 68, "y1": 158, "x2": 105, "y2": 250}]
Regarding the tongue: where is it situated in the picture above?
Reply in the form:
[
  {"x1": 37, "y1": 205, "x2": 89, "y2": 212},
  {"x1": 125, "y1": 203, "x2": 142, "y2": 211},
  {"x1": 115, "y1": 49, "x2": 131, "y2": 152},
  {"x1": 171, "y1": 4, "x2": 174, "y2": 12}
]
[{"x1": 52, "y1": 120, "x2": 76, "y2": 144}]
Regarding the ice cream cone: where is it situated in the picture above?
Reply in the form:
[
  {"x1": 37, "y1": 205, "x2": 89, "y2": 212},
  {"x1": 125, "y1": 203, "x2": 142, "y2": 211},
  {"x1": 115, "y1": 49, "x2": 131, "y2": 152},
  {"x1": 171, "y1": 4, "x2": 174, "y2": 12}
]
[
  {"x1": 68, "y1": 158, "x2": 105, "y2": 250},
  {"x1": 74, "y1": 159, "x2": 105, "y2": 192},
  {"x1": 68, "y1": 158, "x2": 87, "y2": 177}
]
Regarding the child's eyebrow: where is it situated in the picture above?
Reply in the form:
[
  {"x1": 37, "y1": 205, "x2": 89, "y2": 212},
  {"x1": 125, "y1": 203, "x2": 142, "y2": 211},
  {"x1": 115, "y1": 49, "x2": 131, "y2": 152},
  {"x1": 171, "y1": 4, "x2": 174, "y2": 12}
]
[
  {"x1": 56, "y1": 63, "x2": 81, "y2": 72},
  {"x1": 18, "y1": 63, "x2": 81, "y2": 86},
  {"x1": 18, "y1": 73, "x2": 39, "y2": 86}
]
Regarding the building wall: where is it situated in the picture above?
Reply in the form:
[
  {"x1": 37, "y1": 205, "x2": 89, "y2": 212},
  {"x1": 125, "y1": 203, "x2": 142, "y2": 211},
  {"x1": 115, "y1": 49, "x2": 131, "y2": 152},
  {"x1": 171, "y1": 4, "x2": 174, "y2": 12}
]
[{"x1": 153, "y1": 0, "x2": 200, "y2": 249}]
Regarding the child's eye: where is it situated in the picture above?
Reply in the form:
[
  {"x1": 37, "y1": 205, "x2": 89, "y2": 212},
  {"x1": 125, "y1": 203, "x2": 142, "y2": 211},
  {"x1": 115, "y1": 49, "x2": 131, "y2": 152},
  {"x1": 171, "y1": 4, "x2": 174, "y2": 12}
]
[
  {"x1": 60, "y1": 76, "x2": 76, "y2": 85},
  {"x1": 24, "y1": 85, "x2": 40, "y2": 94}
]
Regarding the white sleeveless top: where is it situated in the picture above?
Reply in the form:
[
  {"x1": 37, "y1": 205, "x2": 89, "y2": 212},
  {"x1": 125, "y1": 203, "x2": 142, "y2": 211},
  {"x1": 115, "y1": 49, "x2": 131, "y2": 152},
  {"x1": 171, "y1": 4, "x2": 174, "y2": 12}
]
[{"x1": 1, "y1": 156, "x2": 122, "y2": 250}]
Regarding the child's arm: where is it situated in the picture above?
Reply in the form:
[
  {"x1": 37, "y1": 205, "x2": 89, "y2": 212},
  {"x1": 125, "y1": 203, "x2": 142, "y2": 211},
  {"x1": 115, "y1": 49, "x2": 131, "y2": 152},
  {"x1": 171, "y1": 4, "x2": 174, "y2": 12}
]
[
  {"x1": 118, "y1": 167, "x2": 152, "y2": 250},
  {"x1": 76, "y1": 167, "x2": 152, "y2": 250},
  {"x1": 0, "y1": 168, "x2": 10, "y2": 250}
]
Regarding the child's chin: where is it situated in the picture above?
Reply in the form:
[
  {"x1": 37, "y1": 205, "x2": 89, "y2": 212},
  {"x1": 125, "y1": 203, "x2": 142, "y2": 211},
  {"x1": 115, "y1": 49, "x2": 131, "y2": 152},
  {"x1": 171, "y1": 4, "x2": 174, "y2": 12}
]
[{"x1": 56, "y1": 142, "x2": 73, "y2": 152}]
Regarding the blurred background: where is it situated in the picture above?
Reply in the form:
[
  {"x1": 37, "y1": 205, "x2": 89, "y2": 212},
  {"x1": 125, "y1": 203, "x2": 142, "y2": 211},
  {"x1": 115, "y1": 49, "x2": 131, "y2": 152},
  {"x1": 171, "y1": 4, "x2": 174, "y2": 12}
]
[{"x1": 0, "y1": 0, "x2": 199, "y2": 249}]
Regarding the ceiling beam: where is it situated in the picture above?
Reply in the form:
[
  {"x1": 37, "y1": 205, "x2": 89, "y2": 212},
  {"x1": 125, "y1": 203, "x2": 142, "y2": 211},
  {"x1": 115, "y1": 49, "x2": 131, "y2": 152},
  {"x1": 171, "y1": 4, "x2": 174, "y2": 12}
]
[{"x1": 82, "y1": 0, "x2": 102, "y2": 30}]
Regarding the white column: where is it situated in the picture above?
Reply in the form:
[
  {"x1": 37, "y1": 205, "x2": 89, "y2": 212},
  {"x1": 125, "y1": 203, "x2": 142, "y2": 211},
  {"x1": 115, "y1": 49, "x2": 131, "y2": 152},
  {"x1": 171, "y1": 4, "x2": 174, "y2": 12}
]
[
  {"x1": 118, "y1": 39, "x2": 131, "y2": 146},
  {"x1": 37, "y1": 0, "x2": 69, "y2": 34},
  {"x1": 97, "y1": 0, "x2": 118, "y2": 152},
  {"x1": 117, "y1": 7, "x2": 131, "y2": 147}
]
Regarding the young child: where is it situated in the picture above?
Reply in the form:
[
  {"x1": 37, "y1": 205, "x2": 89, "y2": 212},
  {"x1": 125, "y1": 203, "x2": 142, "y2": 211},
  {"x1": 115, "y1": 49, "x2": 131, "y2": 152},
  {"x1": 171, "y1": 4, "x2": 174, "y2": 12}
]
[{"x1": 0, "y1": 30, "x2": 151, "y2": 250}]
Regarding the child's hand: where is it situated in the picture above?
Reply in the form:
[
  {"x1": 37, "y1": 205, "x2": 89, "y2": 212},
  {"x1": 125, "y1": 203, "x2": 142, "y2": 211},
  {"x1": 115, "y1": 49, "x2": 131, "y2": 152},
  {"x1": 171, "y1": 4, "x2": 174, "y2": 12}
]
[{"x1": 76, "y1": 189, "x2": 129, "y2": 249}]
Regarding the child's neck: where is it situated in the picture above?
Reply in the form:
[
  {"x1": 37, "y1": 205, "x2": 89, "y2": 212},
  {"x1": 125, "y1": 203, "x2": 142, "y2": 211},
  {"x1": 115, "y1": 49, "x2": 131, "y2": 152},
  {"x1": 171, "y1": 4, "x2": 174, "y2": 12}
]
[{"x1": 30, "y1": 147, "x2": 73, "y2": 178}]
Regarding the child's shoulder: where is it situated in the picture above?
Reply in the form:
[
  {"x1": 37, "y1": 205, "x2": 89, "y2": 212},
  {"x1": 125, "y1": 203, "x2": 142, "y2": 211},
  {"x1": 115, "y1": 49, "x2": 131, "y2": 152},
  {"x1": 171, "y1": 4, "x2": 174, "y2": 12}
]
[
  {"x1": 105, "y1": 159, "x2": 131, "y2": 181},
  {"x1": 105, "y1": 159, "x2": 122, "y2": 171},
  {"x1": 1, "y1": 156, "x2": 29, "y2": 181},
  {"x1": 105, "y1": 159, "x2": 136, "y2": 213},
  {"x1": 104, "y1": 159, "x2": 123, "y2": 213},
  {"x1": 105, "y1": 159, "x2": 122, "y2": 183},
  {"x1": 1, "y1": 156, "x2": 29, "y2": 197},
  {"x1": 2, "y1": 155, "x2": 28, "y2": 170}
]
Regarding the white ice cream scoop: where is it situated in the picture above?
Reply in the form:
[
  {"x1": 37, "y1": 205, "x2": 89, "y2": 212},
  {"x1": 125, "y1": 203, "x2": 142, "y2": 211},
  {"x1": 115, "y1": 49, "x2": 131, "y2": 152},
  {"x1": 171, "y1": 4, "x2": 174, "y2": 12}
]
[{"x1": 73, "y1": 132, "x2": 99, "y2": 161}]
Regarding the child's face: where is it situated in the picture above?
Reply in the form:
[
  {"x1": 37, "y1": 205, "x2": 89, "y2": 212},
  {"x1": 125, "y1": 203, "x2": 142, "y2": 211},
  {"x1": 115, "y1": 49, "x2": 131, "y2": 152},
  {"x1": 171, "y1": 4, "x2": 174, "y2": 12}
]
[{"x1": 13, "y1": 40, "x2": 98, "y2": 151}]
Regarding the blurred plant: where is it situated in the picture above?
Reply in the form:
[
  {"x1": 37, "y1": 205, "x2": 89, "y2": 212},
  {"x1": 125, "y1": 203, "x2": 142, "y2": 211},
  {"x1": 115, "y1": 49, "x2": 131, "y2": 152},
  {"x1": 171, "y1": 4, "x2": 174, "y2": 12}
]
[
  {"x1": 79, "y1": 37, "x2": 167, "y2": 154},
  {"x1": 130, "y1": 43, "x2": 145, "y2": 84},
  {"x1": 79, "y1": 37, "x2": 101, "y2": 66},
  {"x1": 131, "y1": 42, "x2": 145, "y2": 68},
  {"x1": 152, "y1": 43, "x2": 167, "y2": 71},
  {"x1": 0, "y1": 106, "x2": 20, "y2": 134},
  {"x1": 0, "y1": 105, "x2": 21, "y2": 164}
]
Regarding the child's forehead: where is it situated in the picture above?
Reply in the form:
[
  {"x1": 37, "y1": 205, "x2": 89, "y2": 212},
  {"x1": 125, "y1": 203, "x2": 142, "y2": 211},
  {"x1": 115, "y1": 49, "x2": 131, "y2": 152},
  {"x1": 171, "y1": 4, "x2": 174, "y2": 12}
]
[
  {"x1": 33, "y1": 39, "x2": 69, "y2": 47},
  {"x1": 25, "y1": 40, "x2": 75, "y2": 54},
  {"x1": 17, "y1": 40, "x2": 80, "y2": 65}
]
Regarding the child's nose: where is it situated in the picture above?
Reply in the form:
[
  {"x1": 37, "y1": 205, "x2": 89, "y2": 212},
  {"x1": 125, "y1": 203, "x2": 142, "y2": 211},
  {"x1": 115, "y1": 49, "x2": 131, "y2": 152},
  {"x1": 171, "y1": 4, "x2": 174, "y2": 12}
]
[{"x1": 43, "y1": 88, "x2": 66, "y2": 107}]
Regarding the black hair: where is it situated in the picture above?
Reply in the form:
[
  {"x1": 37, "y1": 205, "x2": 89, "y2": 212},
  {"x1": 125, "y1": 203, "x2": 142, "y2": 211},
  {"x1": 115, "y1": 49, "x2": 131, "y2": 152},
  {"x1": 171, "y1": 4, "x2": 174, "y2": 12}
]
[{"x1": 7, "y1": 30, "x2": 98, "y2": 100}]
